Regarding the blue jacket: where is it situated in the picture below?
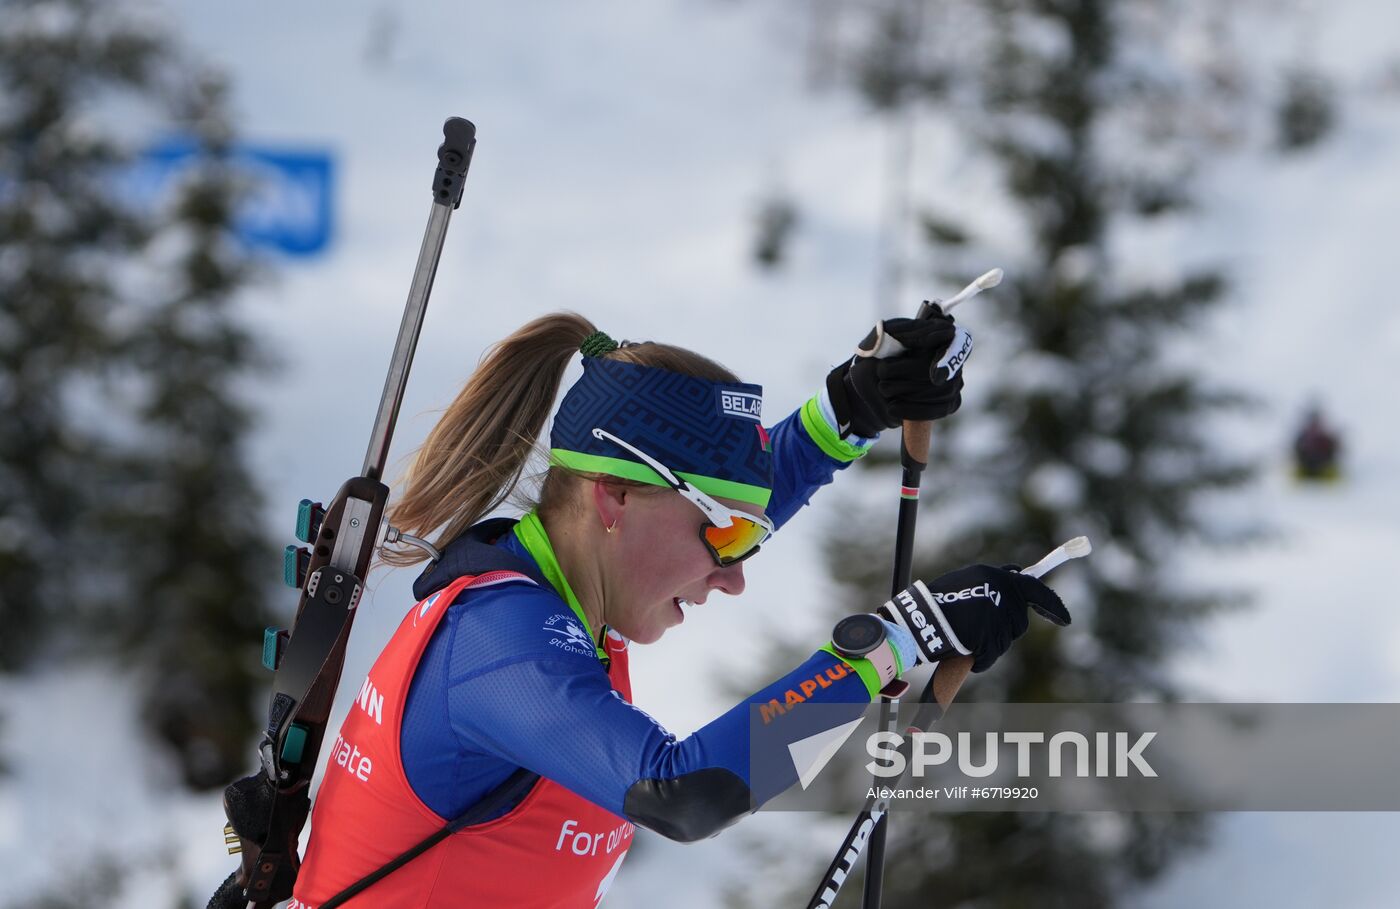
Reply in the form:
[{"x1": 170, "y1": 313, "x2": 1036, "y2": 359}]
[{"x1": 400, "y1": 402, "x2": 879, "y2": 840}]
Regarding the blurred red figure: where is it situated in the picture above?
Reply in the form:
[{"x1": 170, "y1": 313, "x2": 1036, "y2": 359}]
[{"x1": 1292, "y1": 405, "x2": 1342, "y2": 481}]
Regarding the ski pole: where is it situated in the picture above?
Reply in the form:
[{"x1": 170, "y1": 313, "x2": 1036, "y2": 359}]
[
  {"x1": 806, "y1": 538, "x2": 1088, "y2": 909},
  {"x1": 858, "y1": 400, "x2": 934, "y2": 908},
  {"x1": 861, "y1": 268, "x2": 1000, "y2": 908},
  {"x1": 807, "y1": 655, "x2": 973, "y2": 909}
]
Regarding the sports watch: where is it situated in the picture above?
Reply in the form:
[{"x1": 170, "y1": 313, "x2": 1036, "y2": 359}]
[{"x1": 832, "y1": 614, "x2": 905, "y2": 695}]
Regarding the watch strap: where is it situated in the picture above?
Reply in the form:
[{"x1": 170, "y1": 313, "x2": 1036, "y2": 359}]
[{"x1": 864, "y1": 637, "x2": 900, "y2": 688}]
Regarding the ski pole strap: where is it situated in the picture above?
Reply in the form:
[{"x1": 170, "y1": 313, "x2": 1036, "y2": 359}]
[{"x1": 319, "y1": 766, "x2": 540, "y2": 909}]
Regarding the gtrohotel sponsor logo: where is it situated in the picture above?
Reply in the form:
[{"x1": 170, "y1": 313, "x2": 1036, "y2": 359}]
[{"x1": 544, "y1": 613, "x2": 594, "y2": 657}]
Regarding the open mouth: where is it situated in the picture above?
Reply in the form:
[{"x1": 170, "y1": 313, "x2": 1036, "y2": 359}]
[{"x1": 672, "y1": 597, "x2": 685, "y2": 621}]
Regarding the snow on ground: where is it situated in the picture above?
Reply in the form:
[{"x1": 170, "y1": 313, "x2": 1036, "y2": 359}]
[
  {"x1": 3, "y1": 1, "x2": 1400, "y2": 907},
  {"x1": 0, "y1": 666, "x2": 233, "y2": 906}
]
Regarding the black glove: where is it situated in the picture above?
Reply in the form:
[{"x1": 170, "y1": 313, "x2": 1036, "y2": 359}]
[
  {"x1": 826, "y1": 307, "x2": 972, "y2": 438},
  {"x1": 205, "y1": 774, "x2": 270, "y2": 908},
  {"x1": 208, "y1": 871, "x2": 247, "y2": 909},
  {"x1": 878, "y1": 564, "x2": 1070, "y2": 672}
]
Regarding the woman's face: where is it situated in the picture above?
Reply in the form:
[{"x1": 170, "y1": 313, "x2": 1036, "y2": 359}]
[{"x1": 604, "y1": 486, "x2": 765, "y2": 645}]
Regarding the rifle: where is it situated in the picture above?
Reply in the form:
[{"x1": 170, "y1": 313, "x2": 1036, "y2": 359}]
[{"x1": 211, "y1": 116, "x2": 476, "y2": 909}]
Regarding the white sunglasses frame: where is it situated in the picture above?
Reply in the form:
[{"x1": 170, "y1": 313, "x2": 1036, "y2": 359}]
[{"x1": 589, "y1": 427, "x2": 774, "y2": 551}]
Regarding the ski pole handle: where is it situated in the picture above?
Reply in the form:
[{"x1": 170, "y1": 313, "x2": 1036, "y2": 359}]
[
  {"x1": 870, "y1": 268, "x2": 1003, "y2": 357},
  {"x1": 901, "y1": 419, "x2": 932, "y2": 468},
  {"x1": 1021, "y1": 536, "x2": 1092, "y2": 580},
  {"x1": 890, "y1": 289, "x2": 947, "y2": 470},
  {"x1": 940, "y1": 268, "x2": 1003, "y2": 313},
  {"x1": 928, "y1": 654, "x2": 974, "y2": 710}
]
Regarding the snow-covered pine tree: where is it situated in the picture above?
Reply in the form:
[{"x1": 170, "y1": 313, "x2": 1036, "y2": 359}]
[
  {"x1": 0, "y1": 0, "x2": 275, "y2": 789},
  {"x1": 735, "y1": 1, "x2": 1322, "y2": 904}
]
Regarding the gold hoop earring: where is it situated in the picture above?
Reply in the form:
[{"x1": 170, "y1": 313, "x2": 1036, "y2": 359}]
[{"x1": 606, "y1": 520, "x2": 618, "y2": 534}]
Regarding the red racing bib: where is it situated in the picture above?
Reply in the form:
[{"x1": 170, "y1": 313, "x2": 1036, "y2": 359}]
[{"x1": 292, "y1": 572, "x2": 635, "y2": 908}]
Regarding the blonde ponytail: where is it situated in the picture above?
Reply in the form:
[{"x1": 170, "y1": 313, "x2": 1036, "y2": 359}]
[{"x1": 380, "y1": 312, "x2": 596, "y2": 566}]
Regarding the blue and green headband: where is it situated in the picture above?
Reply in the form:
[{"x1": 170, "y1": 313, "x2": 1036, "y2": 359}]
[{"x1": 550, "y1": 349, "x2": 774, "y2": 507}]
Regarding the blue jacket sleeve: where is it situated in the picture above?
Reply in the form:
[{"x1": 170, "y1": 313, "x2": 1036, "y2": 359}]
[
  {"x1": 407, "y1": 584, "x2": 875, "y2": 843},
  {"x1": 764, "y1": 395, "x2": 876, "y2": 529}
]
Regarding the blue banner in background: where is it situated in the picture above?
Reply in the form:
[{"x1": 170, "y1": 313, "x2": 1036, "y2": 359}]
[{"x1": 128, "y1": 138, "x2": 335, "y2": 257}]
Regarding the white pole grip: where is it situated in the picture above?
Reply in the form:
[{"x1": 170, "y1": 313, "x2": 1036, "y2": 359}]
[{"x1": 1020, "y1": 536, "x2": 1092, "y2": 579}]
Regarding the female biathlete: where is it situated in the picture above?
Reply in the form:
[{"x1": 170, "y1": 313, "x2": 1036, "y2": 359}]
[{"x1": 290, "y1": 311, "x2": 1068, "y2": 908}]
